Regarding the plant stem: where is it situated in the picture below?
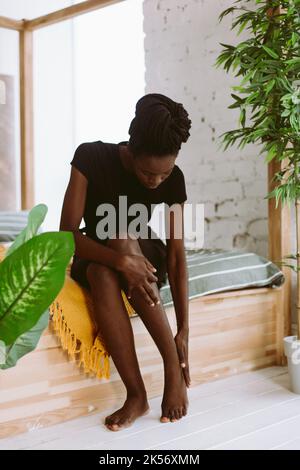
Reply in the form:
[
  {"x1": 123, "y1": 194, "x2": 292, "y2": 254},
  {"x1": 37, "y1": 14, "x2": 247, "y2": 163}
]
[{"x1": 295, "y1": 193, "x2": 300, "y2": 339}]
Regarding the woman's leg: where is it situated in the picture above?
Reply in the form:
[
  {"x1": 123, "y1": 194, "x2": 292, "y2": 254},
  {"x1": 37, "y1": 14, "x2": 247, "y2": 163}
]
[
  {"x1": 107, "y1": 236, "x2": 188, "y2": 425},
  {"x1": 86, "y1": 262, "x2": 149, "y2": 431}
]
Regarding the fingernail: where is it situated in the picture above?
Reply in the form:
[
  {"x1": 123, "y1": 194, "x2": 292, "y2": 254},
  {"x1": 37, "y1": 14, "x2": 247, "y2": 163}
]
[
  {"x1": 151, "y1": 303, "x2": 155, "y2": 306},
  {"x1": 156, "y1": 300, "x2": 160, "y2": 304}
]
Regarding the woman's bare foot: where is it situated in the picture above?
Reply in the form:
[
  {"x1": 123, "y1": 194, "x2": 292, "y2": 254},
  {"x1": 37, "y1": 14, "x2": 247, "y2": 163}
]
[
  {"x1": 104, "y1": 394, "x2": 150, "y2": 431},
  {"x1": 160, "y1": 363, "x2": 189, "y2": 423}
]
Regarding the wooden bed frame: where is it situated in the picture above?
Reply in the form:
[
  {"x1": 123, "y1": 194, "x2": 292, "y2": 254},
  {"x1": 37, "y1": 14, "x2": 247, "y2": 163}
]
[
  {"x1": 0, "y1": 283, "x2": 283, "y2": 438},
  {"x1": 0, "y1": 1, "x2": 291, "y2": 438}
]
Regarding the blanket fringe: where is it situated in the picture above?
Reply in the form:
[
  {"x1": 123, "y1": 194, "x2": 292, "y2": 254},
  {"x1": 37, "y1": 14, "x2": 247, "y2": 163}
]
[{"x1": 49, "y1": 289, "x2": 136, "y2": 380}]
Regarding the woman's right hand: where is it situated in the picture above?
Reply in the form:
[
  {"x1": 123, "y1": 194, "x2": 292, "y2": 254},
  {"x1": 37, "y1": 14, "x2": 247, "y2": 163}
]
[{"x1": 118, "y1": 254, "x2": 160, "y2": 307}]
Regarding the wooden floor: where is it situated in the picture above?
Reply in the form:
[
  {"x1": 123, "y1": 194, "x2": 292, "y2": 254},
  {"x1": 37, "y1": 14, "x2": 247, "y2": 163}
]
[{"x1": 1, "y1": 366, "x2": 300, "y2": 450}]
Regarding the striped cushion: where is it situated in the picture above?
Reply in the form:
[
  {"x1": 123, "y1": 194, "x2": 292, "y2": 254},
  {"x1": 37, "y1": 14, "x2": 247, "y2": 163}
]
[
  {"x1": 0, "y1": 211, "x2": 30, "y2": 241},
  {"x1": 158, "y1": 248, "x2": 285, "y2": 308}
]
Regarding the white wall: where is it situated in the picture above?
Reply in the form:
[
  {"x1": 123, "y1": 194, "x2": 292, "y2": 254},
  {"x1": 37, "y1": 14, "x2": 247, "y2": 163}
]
[{"x1": 143, "y1": 0, "x2": 268, "y2": 256}]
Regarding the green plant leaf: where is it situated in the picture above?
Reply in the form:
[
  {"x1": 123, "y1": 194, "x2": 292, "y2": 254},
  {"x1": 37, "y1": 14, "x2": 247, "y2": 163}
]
[
  {"x1": 239, "y1": 108, "x2": 246, "y2": 127},
  {"x1": 266, "y1": 78, "x2": 276, "y2": 94},
  {"x1": 231, "y1": 93, "x2": 244, "y2": 103},
  {"x1": 5, "y1": 204, "x2": 48, "y2": 258},
  {"x1": 237, "y1": 19, "x2": 249, "y2": 35},
  {"x1": 0, "y1": 309, "x2": 49, "y2": 369},
  {"x1": 218, "y1": 7, "x2": 236, "y2": 23},
  {"x1": 264, "y1": 143, "x2": 278, "y2": 163},
  {"x1": 282, "y1": 254, "x2": 297, "y2": 260},
  {"x1": 262, "y1": 45, "x2": 279, "y2": 59},
  {"x1": 0, "y1": 231, "x2": 74, "y2": 344}
]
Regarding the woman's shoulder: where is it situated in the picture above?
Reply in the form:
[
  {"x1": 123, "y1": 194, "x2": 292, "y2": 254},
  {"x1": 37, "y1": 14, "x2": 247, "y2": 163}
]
[
  {"x1": 75, "y1": 139, "x2": 111, "y2": 153},
  {"x1": 70, "y1": 139, "x2": 116, "y2": 181},
  {"x1": 73, "y1": 139, "x2": 118, "y2": 164},
  {"x1": 164, "y1": 163, "x2": 187, "y2": 204},
  {"x1": 170, "y1": 163, "x2": 185, "y2": 182}
]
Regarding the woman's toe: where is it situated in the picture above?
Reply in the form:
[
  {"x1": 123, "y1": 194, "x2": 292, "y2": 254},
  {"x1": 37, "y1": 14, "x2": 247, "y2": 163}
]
[
  {"x1": 117, "y1": 418, "x2": 131, "y2": 429},
  {"x1": 105, "y1": 423, "x2": 116, "y2": 431},
  {"x1": 110, "y1": 424, "x2": 121, "y2": 431},
  {"x1": 160, "y1": 414, "x2": 170, "y2": 423},
  {"x1": 105, "y1": 416, "x2": 119, "y2": 429}
]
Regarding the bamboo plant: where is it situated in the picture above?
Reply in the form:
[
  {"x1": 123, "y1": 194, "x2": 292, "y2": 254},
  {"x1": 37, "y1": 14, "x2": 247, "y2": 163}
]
[{"x1": 215, "y1": 0, "x2": 300, "y2": 338}]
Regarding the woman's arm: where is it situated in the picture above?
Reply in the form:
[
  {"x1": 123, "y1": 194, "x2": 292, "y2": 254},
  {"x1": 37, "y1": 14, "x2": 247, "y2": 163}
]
[
  {"x1": 59, "y1": 166, "x2": 159, "y2": 304},
  {"x1": 165, "y1": 203, "x2": 189, "y2": 333},
  {"x1": 165, "y1": 202, "x2": 190, "y2": 387},
  {"x1": 59, "y1": 166, "x2": 123, "y2": 271}
]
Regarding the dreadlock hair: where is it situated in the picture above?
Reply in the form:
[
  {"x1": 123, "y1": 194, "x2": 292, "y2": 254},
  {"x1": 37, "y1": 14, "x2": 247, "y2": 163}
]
[{"x1": 128, "y1": 93, "x2": 192, "y2": 158}]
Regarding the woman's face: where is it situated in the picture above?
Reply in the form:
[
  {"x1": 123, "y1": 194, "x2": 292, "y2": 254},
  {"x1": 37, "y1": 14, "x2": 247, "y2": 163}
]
[{"x1": 133, "y1": 154, "x2": 176, "y2": 189}]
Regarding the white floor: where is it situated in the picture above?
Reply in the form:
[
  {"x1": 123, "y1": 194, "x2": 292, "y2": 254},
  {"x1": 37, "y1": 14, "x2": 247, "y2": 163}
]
[{"x1": 1, "y1": 366, "x2": 300, "y2": 450}]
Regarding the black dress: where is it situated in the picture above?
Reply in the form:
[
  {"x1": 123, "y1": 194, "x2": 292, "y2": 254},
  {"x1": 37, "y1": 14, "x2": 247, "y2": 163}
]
[{"x1": 69, "y1": 140, "x2": 187, "y2": 291}]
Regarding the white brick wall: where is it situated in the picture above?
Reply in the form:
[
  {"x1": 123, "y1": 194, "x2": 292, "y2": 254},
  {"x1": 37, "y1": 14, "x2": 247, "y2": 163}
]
[{"x1": 143, "y1": 0, "x2": 268, "y2": 256}]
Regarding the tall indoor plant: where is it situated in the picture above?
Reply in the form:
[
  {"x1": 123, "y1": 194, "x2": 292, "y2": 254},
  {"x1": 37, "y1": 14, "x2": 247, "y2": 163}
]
[{"x1": 215, "y1": 0, "x2": 300, "y2": 391}]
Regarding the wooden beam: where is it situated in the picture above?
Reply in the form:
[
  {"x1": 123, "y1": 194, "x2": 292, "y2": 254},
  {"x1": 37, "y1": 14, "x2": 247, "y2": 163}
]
[
  {"x1": 268, "y1": 159, "x2": 292, "y2": 359},
  {"x1": 23, "y1": 0, "x2": 124, "y2": 31},
  {"x1": 0, "y1": 15, "x2": 24, "y2": 31},
  {"x1": 267, "y1": 3, "x2": 291, "y2": 365},
  {"x1": 19, "y1": 29, "x2": 34, "y2": 210}
]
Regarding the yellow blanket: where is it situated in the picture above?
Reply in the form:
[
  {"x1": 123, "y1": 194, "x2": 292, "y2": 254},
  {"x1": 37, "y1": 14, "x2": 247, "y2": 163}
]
[
  {"x1": 0, "y1": 245, "x2": 136, "y2": 379},
  {"x1": 50, "y1": 266, "x2": 137, "y2": 379}
]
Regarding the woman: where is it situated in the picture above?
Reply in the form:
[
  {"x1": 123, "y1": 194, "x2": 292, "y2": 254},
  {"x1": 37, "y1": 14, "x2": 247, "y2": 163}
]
[{"x1": 59, "y1": 93, "x2": 192, "y2": 432}]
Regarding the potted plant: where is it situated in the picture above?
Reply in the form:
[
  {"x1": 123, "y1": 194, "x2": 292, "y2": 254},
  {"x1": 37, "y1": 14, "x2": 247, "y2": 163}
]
[
  {"x1": 0, "y1": 204, "x2": 74, "y2": 369},
  {"x1": 215, "y1": 0, "x2": 300, "y2": 392}
]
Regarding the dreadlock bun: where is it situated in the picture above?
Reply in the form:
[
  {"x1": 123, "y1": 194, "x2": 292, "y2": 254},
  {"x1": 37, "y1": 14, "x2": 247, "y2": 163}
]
[{"x1": 128, "y1": 93, "x2": 192, "y2": 157}]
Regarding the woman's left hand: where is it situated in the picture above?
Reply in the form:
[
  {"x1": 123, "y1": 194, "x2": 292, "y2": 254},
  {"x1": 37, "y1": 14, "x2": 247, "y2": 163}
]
[{"x1": 174, "y1": 329, "x2": 191, "y2": 388}]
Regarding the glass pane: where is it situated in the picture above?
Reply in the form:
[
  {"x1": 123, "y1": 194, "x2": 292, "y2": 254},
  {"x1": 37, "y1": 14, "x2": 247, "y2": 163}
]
[
  {"x1": 0, "y1": 27, "x2": 20, "y2": 210},
  {"x1": 73, "y1": 0, "x2": 145, "y2": 144}
]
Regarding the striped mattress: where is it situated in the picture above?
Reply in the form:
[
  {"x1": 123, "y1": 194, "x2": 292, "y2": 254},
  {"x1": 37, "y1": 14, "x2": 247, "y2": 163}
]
[{"x1": 158, "y1": 248, "x2": 285, "y2": 308}]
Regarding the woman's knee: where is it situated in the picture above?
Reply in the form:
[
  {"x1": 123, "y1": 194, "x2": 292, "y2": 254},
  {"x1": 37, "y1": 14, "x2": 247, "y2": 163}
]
[
  {"x1": 86, "y1": 262, "x2": 118, "y2": 286},
  {"x1": 106, "y1": 232, "x2": 141, "y2": 254}
]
